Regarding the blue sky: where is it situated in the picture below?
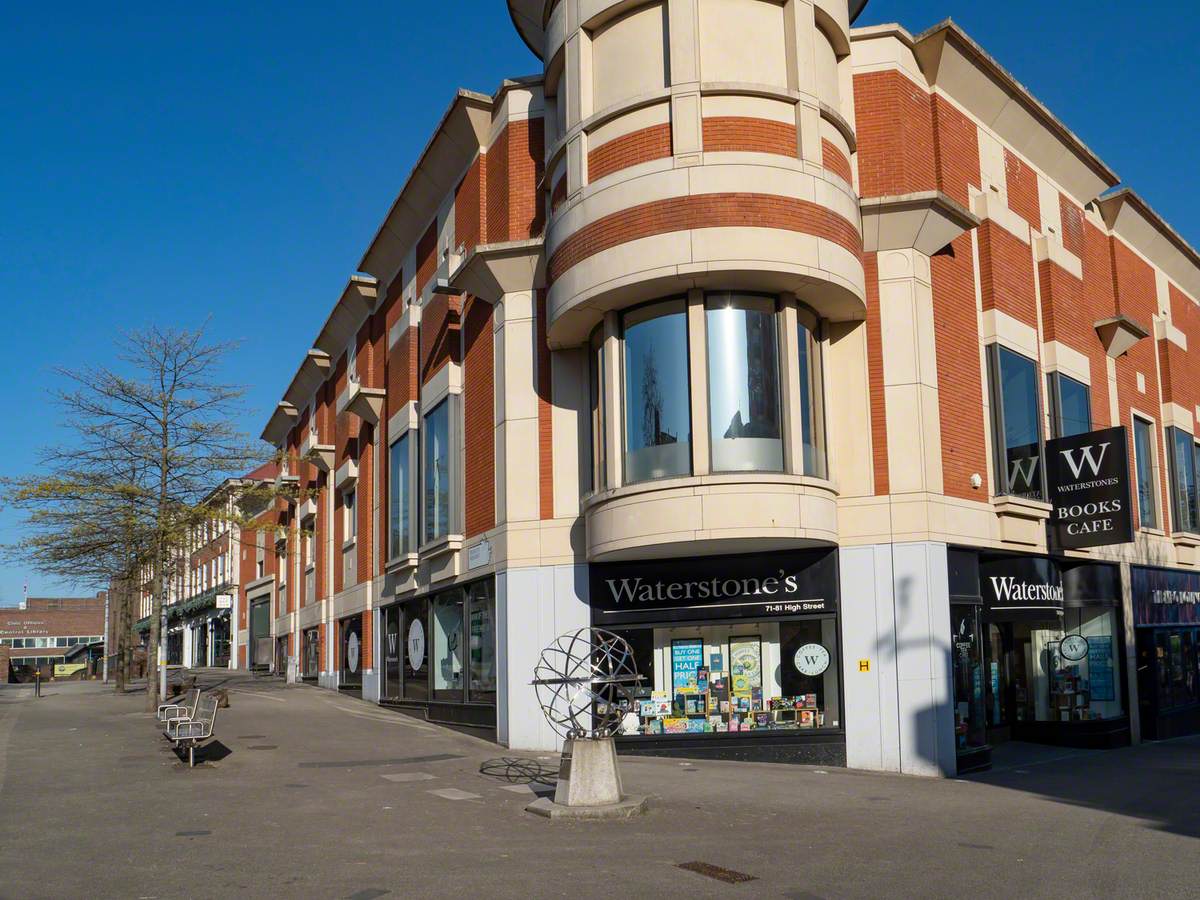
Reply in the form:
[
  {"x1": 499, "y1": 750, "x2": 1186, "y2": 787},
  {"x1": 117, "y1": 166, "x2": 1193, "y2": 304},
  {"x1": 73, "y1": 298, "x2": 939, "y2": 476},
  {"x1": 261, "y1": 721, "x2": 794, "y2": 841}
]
[{"x1": 0, "y1": 1, "x2": 1196, "y2": 604}]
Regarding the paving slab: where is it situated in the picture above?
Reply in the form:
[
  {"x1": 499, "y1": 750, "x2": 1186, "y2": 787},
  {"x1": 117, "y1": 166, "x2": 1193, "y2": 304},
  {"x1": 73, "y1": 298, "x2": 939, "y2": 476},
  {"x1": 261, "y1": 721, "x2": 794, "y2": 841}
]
[{"x1": 2, "y1": 673, "x2": 1198, "y2": 899}]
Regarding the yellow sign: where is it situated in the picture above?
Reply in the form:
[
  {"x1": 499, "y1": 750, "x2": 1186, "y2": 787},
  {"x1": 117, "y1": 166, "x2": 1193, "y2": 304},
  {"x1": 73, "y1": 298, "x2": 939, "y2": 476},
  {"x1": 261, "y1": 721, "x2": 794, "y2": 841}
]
[
  {"x1": 53, "y1": 663, "x2": 86, "y2": 678},
  {"x1": 858, "y1": 659, "x2": 871, "y2": 673}
]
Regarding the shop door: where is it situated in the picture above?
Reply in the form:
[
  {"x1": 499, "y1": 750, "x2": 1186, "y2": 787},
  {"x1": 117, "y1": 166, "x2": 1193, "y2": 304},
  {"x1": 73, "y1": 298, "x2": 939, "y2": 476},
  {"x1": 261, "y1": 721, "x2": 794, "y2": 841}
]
[
  {"x1": 213, "y1": 615, "x2": 231, "y2": 667},
  {"x1": 984, "y1": 623, "x2": 1014, "y2": 742},
  {"x1": 249, "y1": 600, "x2": 270, "y2": 669},
  {"x1": 341, "y1": 616, "x2": 363, "y2": 688},
  {"x1": 304, "y1": 629, "x2": 320, "y2": 678},
  {"x1": 382, "y1": 607, "x2": 401, "y2": 701},
  {"x1": 275, "y1": 636, "x2": 289, "y2": 675},
  {"x1": 402, "y1": 600, "x2": 429, "y2": 701},
  {"x1": 1136, "y1": 629, "x2": 1159, "y2": 740},
  {"x1": 196, "y1": 623, "x2": 209, "y2": 668}
]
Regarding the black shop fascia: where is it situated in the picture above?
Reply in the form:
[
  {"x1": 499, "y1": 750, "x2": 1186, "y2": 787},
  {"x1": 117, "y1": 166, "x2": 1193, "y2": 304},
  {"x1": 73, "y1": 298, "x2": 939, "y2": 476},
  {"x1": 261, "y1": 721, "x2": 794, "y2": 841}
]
[{"x1": 589, "y1": 548, "x2": 845, "y2": 765}]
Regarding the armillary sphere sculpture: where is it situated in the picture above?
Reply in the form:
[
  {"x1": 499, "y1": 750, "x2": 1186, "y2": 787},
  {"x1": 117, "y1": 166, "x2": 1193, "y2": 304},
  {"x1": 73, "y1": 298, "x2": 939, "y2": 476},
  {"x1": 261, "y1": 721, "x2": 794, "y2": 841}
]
[
  {"x1": 532, "y1": 628, "x2": 643, "y2": 740},
  {"x1": 526, "y1": 627, "x2": 648, "y2": 818}
]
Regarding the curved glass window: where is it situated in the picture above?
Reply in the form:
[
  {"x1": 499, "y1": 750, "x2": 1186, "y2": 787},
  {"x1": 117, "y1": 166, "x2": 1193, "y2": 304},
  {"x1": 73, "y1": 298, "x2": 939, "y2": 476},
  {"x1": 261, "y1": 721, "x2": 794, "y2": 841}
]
[
  {"x1": 797, "y1": 318, "x2": 827, "y2": 478},
  {"x1": 622, "y1": 300, "x2": 691, "y2": 483},
  {"x1": 589, "y1": 327, "x2": 606, "y2": 492},
  {"x1": 707, "y1": 293, "x2": 783, "y2": 473}
]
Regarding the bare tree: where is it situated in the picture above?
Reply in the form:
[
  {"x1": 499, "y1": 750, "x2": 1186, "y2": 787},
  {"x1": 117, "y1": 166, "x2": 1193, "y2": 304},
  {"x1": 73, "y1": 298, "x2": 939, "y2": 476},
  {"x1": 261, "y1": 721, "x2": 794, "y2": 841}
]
[{"x1": 5, "y1": 326, "x2": 266, "y2": 710}]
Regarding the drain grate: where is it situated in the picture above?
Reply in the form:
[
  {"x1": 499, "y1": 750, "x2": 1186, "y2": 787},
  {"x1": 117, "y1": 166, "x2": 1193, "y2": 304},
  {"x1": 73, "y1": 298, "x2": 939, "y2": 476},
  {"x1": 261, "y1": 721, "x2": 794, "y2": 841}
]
[
  {"x1": 299, "y1": 753, "x2": 463, "y2": 769},
  {"x1": 249, "y1": 745, "x2": 278, "y2": 750},
  {"x1": 238, "y1": 734, "x2": 268, "y2": 739},
  {"x1": 676, "y1": 862, "x2": 757, "y2": 884},
  {"x1": 175, "y1": 830, "x2": 212, "y2": 837}
]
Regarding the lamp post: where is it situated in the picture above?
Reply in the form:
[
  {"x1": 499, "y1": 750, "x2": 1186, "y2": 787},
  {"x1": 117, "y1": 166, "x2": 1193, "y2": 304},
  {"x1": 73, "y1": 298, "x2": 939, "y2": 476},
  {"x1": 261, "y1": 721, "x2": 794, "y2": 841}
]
[{"x1": 102, "y1": 590, "x2": 110, "y2": 684}]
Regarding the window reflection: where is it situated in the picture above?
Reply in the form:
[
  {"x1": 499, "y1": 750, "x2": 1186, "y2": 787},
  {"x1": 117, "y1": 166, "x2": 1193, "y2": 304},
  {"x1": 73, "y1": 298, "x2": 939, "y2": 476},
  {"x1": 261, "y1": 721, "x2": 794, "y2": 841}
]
[
  {"x1": 622, "y1": 300, "x2": 691, "y2": 482},
  {"x1": 797, "y1": 318, "x2": 826, "y2": 478},
  {"x1": 991, "y1": 346, "x2": 1044, "y2": 500},
  {"x1": 424, "y1": 401, "x2": 450, "y2": 543},
  {"x1": 1133, "y1": 418, "x2": 1158, "y2": 529},
  {"x1": 1048, "y1": 372, "x2": 1091, "y2": 438},
  {"x1": 706, "y1": 293, "x2": 783, "y2": 472}
]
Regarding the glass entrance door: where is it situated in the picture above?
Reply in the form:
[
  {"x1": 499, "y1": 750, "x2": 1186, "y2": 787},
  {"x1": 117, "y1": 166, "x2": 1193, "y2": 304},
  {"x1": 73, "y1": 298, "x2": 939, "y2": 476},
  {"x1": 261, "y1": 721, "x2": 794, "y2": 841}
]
[
  {"x1": 951, "y1": 605, "x2": 988, "y2": 762},
  {"x1": 382, "y1": 606, "x2": 402, "y2": 701},
  {"x1": 341, "y1": 615, "x2": 363, "y2": 688}
]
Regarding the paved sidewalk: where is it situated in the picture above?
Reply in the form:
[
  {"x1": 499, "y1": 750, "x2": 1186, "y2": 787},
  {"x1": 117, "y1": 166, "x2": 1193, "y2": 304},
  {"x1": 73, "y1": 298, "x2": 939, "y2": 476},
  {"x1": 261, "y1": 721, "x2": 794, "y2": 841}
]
[{"x1": 1, "y1": 675, "x2": 1197, "y2": 899}]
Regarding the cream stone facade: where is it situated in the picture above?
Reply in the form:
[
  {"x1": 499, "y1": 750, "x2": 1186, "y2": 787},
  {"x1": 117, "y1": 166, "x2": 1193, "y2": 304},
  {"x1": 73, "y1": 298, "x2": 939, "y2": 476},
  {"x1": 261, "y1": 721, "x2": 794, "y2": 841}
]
[{"x1": 236, "y1": 0, "x2": 1200, "y2": 774}]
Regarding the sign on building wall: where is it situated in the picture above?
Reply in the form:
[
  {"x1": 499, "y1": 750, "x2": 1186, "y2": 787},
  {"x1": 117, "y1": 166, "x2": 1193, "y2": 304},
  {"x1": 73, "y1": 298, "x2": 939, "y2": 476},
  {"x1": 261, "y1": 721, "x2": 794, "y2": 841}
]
[
  {"x1": 1045, "y1": 426, "x2": 1134, "y2": 549},
  {"x1": 589, "y1": 549, "x2": 839, "y2": 626},
  {"x1": 1131, "y1": 565, "x2": 1200, "y2": 627}
]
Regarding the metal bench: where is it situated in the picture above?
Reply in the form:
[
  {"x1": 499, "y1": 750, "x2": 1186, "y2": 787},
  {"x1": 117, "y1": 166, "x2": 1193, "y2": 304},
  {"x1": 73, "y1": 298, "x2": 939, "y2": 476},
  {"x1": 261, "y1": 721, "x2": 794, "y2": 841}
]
[
  {"x1": 163, "y1": 694, "x2": 219, "y2": 767},
  {"x1": 157, "y1": 688, "x2": 200, "y2": 727}
]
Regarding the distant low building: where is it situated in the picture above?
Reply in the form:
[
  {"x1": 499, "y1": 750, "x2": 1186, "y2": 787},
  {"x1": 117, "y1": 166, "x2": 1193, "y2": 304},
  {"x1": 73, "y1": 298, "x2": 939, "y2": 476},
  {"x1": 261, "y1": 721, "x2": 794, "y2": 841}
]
[{"x1": 0, "y1": 594, "x2": 107, "y2": 678}]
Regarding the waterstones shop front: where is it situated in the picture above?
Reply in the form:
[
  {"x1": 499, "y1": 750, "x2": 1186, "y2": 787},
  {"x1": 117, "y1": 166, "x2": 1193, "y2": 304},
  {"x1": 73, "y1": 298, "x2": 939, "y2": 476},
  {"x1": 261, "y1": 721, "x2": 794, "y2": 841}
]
[
  {"x1": 590, "y1": 548, "x2": 844, "y2": 765},
  {"x1": 949, "y1": 549, "x2": 1129, "y2": 771}
]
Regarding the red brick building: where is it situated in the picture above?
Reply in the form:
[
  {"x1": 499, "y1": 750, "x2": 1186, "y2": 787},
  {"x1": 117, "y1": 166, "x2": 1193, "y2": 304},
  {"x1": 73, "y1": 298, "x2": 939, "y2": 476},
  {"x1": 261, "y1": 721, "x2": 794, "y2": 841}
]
[
  {"x1": 1, "y1": 595, "x2": 107, "y2": 678},
  {"x1": 239, "y1": 0, "x2": 1200, "y2": 774}
]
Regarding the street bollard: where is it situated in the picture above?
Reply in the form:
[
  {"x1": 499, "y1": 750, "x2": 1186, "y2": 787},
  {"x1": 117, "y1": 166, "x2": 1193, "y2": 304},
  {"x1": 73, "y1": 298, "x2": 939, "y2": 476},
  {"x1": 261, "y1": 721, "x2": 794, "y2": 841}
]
[{"x1": 34, "y1": 671, "x2": 41, "y2": 698}]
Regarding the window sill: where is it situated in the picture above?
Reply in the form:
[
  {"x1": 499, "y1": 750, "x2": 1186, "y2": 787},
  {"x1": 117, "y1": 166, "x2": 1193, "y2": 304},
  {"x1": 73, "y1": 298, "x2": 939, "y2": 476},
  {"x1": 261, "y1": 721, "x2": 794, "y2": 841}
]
[
  {"x1": 419, "y1": 535, "x2": 464, "y2": 560},
  {"x1": 993, "y1": 496, "x2": 1053, "y2": 519},
  {"x1": 342, "y1": 538, "x2": 357, "y2": 552},
  {"x1": 386, "y1": 552, "x2": 419, "y2": 573},
  {"x1": 1170, "y1": 532, "x2": 1200, "y2": 549}
]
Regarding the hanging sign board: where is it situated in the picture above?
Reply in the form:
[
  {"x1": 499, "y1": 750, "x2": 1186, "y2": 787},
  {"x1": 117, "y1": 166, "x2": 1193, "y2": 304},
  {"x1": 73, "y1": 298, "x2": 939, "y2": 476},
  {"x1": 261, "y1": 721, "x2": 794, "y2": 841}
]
[{"x1": 1045, "y1": 426, "x2": 1134, "y2": 549}]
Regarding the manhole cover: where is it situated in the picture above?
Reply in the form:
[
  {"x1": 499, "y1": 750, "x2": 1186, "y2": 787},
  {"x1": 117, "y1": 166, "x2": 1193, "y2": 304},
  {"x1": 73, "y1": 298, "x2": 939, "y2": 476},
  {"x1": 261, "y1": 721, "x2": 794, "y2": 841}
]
[{"x1": 676, "y1": 862, "x2": 757, "y2": 884}]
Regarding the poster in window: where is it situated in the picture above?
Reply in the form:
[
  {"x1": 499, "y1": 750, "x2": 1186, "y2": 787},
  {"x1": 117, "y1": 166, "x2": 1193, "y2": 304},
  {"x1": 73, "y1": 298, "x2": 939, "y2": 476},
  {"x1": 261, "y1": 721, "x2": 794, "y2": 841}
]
[
  {"x1": 1088, "y1": 636, "x2": 1115, "y2": 701},
  {"x1": 730, "y1": 637, "x2": 762, "y2": 692},
  {"x1": 671, "y1": 639, "x2": 703, "y2": 694}
]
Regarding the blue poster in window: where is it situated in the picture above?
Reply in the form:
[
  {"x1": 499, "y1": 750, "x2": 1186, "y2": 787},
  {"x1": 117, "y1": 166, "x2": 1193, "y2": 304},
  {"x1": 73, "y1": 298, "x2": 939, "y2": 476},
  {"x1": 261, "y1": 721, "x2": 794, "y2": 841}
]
[
  {"x1": 1088, "y1": 636, "x2": 1115, "y2": 702},
  {"x1": 672, "y1": 639, "x2": 703, "y2": 694}
]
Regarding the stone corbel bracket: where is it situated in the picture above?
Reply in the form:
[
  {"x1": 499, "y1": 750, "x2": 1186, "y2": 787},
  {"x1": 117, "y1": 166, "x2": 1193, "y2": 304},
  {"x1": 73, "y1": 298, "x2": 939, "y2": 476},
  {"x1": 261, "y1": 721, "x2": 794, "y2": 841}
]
[
  {"x1": 860, "y1": 191, "x2": 981, "y2": 256},
  {"x1": 448, "y1": 237, "x2": 545, "y2": 304},
  {"x1": 1094, "y1": 315, "x2": 1149, "y2": 359}
]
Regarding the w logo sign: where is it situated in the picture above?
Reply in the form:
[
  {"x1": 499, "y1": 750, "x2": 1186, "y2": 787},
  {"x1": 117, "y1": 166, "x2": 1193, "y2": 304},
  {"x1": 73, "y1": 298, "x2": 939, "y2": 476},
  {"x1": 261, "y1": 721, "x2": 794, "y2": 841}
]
[
  {"x1": 1046, "y1": 426, "x2": 1132, "y2": 551},
  {"x1": 1006, "y1": 454, "x2": 1040, "y2": 495},
  {"x1": 1059, "y1": 442, "x2": 1109, "y2": 481}
]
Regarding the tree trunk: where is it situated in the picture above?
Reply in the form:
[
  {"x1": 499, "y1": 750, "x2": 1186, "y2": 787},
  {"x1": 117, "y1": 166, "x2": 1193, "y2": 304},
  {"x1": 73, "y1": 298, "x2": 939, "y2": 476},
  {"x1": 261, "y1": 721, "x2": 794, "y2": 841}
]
[{"x1": 113, "y1": 580, "x2": 129, "y2": 693}]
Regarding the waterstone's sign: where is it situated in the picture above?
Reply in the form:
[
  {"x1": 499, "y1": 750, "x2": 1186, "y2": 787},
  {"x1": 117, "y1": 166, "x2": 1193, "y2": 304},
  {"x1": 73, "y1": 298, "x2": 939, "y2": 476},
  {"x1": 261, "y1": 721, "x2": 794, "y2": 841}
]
[
  {"x1": 1045, "y1": 426, "x2": 1134, "y2": 549},
  {"x1": 589, "y1": 549, "x2": 838, "y2": 626},
  {"x1": 979, "y1": 554, "x2": 1120, "y2": 620},
  {"x1": 1132, "y1": 565, "x2": 1200, "y2": 627}
]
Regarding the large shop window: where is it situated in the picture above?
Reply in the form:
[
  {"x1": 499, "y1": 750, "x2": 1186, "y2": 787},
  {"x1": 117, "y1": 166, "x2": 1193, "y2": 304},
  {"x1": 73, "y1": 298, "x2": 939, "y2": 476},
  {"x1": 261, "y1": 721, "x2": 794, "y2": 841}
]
[
  {"x1": 706, "y1": 293, "x2": 784, "y2": 473},
  {"x1": 432, "y1": 591, "x2": 464, "y2": 700},
  {"x1": 988, "y1": 346, "x2": 1045, "y2": 501},
  {"x1": 591, "y1": 549, "x2": 842, "y2": 740},
  {"x1": 423, "y1": 400, "x2": 452, "y2": 543},
  {"x1": 1166, "y1": 426, "x2": 1198, "y2": 534},
  {"x1": 389, "y1": 432, "x2": 411, "y2": 557},
  {"x1": 384, "y1": 579, "x2": 497, "y2": 707},
  {"x1": 1047, "y1": 372, "x2": 1091, "y2": 438},
  {"x1": 1133, "y1": 417, "x2": 1159, "y2": 529},
  {"x1": 622, "y1": 300, "x2": 692, "y2": 483},
  {"x1": 978, "y1": 555, "x2": 1125, "y2": 734}
]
